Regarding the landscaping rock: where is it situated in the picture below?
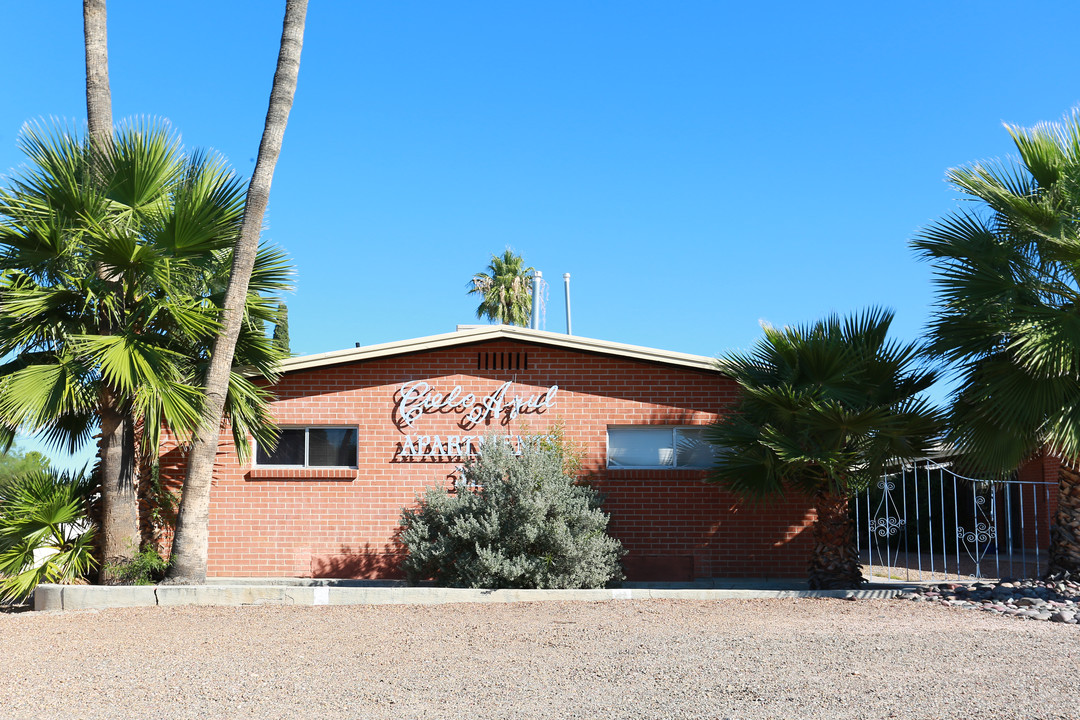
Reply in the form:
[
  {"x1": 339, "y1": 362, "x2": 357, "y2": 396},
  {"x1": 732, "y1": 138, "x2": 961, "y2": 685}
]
[{"x1": 896, "y1": 574, "x2": 1080, "y2": 624}]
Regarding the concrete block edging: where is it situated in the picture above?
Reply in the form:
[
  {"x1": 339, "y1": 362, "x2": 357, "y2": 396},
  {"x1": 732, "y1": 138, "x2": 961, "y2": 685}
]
[{"x1": 33, "y1": 584, "x2": 902, "y2": 612}]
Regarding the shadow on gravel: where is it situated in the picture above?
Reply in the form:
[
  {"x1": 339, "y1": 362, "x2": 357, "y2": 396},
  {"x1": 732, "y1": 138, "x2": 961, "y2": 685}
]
[{"x1": 0, "y1": 602, "x2": 31, "y2": 614}]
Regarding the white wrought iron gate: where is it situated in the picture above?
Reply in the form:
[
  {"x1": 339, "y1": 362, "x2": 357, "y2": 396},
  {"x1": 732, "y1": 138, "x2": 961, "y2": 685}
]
[{"x1": 854, "y1": 459, "x2": 1057, "y2": 581}]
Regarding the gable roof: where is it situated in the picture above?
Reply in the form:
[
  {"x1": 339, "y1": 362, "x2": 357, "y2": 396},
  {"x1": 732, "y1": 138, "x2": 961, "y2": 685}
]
[{"x1": 277, "y1": 325, "x2": 720, "y2": 375}]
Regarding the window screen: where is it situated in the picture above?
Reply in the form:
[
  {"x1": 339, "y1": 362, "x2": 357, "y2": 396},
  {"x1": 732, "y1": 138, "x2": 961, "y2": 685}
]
[
  {"x1": 256, "y1": 428, "x2": 305, "y2": 466},
  {"x1": 308, "y1": 428, "x2": 358, "y2": 467}
]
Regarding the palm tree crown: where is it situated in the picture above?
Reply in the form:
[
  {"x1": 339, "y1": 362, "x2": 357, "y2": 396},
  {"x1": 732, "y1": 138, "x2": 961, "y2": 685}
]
[
  {"x1": 706, "y1": 308, "x2": 942, "y2": 589},
  {"x1": 913, "y1": 110, "x2": 1080, "y2": 574},
  {"x1": 0, "y1": 120, "x2": 291, "y2": 566},
  {"x1": 468, "y1": 249, "x2": 534, "y2": 326}
]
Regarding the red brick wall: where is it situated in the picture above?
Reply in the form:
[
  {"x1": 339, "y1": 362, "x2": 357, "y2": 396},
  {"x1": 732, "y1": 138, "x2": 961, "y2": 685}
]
[
  {"x1": 1016, "y1": 454, "x2": 1060, "y2": 550},
  {"x1": 158, "y1": 339, "x2": 816, "y2": 581}
]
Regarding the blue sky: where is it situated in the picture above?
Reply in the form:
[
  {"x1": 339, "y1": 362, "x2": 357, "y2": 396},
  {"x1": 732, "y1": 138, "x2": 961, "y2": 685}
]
[{"x1": 3, "y1": 1, "x2": 1080, "y2": 467}]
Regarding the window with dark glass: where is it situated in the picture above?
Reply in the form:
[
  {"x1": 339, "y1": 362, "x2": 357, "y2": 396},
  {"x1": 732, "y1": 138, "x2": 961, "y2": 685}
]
[{"x1": 256, "y1": 427, "x2": 358, "y2": 468}]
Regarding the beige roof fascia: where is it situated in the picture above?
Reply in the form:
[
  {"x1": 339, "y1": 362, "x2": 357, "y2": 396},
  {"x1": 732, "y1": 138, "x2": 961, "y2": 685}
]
[{"x1": 277, "y1": 325, "x2": 720, "y2": 375}]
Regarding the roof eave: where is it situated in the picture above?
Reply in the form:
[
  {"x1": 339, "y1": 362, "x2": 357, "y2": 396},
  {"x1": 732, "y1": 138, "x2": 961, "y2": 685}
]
[{"x1": 276, "y1": 325, "x2": 720, "y2": 375}]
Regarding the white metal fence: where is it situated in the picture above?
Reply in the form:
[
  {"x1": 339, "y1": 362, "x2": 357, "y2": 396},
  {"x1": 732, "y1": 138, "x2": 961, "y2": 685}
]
[{"x1": 854, "y1": 459, "x2": 1057, "y2": 582}]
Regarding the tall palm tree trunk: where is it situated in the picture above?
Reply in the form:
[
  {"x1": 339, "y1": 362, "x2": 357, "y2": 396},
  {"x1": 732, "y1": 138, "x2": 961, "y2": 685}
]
[
  {"x1": 83, "y1": 0, "x2": 112, "y2": 144},
  {"x1": 167, "y1": 0, "x2": 308, "y2": 583},
  {"x1": 808, "y1": 491, "x2": 864, "y2": 590},
  {"x1": 98, "y1": 386, "x2": 138, "y2": 580},
  {"x1": 85, "y1": 0, "x2": 138, "y2": 577},
  {"x1": 1048, "y1": 464, "x2": 1080, "y2": 576}
]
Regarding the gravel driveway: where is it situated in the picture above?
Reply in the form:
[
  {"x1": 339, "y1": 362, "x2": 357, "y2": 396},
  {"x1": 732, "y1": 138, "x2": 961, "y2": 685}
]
[{"x1": 2, "y1": 598, "x2": 1076, "y2": 719}]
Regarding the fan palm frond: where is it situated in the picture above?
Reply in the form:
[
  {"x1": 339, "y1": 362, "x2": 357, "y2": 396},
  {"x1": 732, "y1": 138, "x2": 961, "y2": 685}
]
[{"x1": 706, "y1": 308, "x2": 943, "y2": 589}]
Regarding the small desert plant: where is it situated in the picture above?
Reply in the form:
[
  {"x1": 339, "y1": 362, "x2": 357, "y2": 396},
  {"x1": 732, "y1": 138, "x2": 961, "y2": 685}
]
[
  {"x1": 103, "y1": 547, "x2": 168, "y2": 585},
  {"x1": 399, "y1": 433, "x2": 624, "y2": 588},
  {"x1": 0, "y1": 467, "x2": 97, "y2": 602}
]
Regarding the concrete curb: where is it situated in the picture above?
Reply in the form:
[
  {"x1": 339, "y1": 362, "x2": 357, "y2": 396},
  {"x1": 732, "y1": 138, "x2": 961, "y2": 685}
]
[{"x1": 33, "y1": 584, "x2": 903, "y2": 612}]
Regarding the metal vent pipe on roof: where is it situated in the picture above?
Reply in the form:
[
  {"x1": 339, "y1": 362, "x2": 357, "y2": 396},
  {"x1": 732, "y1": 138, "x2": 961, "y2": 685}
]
[
  {"x1": 563, "y1": 273, "x2": 572, "y2": 335},
  {"x1": 531, "y1": 270, "x2": 543, "y2": 329}
]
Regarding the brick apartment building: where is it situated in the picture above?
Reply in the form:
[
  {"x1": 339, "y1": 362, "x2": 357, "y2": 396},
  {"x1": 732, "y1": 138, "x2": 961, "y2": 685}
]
[{"x1": 158, "y1": 325, "x2": 816, "y2": 581}]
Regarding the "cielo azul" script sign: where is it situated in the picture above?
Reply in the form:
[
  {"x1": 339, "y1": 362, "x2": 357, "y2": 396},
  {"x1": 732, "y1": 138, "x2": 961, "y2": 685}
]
[{"x1": 397, "y1": 380, "x2": 558, "y2": 429}]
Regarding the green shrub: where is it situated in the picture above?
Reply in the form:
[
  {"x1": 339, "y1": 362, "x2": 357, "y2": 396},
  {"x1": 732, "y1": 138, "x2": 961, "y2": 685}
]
[
  {"x1": 399, "y1": 434, "x2": 624, "y2": 588},
  {"x1": 0, "y1": 447, "x2": 51, "y2": 493},
  {"x1": 0, "y1": 468, "x2": 97, "y2": 602},
  {"x1": 103, "y1": 547, "x2": 168, "y2": 585}
]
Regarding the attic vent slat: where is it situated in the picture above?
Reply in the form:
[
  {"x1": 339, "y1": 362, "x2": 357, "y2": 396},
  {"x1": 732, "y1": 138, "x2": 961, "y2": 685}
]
[{"x1": 476, "y1": 352, "x2": 529, "y2": 371}]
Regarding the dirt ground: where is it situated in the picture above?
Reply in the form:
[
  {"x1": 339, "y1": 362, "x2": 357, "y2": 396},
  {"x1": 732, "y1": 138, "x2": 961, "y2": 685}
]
[{"x1": 2, "y1": 597, "x2": 1076, "y2": 720}]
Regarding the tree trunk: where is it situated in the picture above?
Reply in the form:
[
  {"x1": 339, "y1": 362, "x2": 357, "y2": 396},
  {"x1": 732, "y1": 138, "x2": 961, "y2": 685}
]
[
  {"x1": 85, "y1": 0, "x2": 134, "y2": 580},
  {"x1": 1047, "y1": 463, "x2": 1080, "y2": 576},
  {"x1": 807, "y1": 491, "x2": 864, "y2": 590},
  {"x1": 167, "y1": 0, "x2": 308, "y2": 584},
  {"x1": 98, "y1": 387, "x2": 138, "y2": 581},
  {"x1": 83, "y1": 0, "x2": 112, "y2": 145}
]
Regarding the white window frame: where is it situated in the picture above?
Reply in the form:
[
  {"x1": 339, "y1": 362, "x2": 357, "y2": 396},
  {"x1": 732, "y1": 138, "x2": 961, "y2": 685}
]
[
  {"x1": 253, "y1": 426, "x2": 359, "y2": 469},
  {"x1": 606, "y1": 425, "x2": 714, "y2": 470}
]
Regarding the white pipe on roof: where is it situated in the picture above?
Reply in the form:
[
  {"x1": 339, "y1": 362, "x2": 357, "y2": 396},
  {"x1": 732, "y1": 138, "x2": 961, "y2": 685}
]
[
  {"x1": 563, "y1": 272, "x2": 572, "y2": 335},
  {"x1": 531, "y1": 270, "x2": 543, "y2": 330}
]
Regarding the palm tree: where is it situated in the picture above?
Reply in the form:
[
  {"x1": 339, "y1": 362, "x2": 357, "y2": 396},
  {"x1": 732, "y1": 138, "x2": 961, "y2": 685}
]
[
  {"x1": 468, "y1": 249, "x2": 535, "y2": 327},
  {"x1": 0, "y1": 466, "x2": 97, "y2": 602},
  {"x1": 705, "y1": 309, "x2": 942, "y2": 589},
  {"x1": 913, "y1": 110, "x2": 1080, "y2": 576},
  {"x1": 168, "y1": 0, "x2": 308, "y2": 584},
  {"x1": 0, "y1": 121, "x2": 290, "y2": 575}
]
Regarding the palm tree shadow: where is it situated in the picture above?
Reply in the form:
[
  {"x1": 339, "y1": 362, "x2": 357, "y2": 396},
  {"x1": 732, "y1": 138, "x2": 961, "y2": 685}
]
[{"x1": 311, "y1": 542, "x2": 406, "y2": 580}]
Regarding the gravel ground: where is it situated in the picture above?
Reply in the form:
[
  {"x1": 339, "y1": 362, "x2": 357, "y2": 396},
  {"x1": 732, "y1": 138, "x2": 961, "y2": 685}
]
[{"x1": 2, "y1": 598, "x2": 1077, "y2": 720}]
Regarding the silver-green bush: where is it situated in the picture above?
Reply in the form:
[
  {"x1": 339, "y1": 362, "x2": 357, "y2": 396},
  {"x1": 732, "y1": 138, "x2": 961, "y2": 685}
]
[{"x1": 399, "y1": 435, "x2": 624, "y2": 588}]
